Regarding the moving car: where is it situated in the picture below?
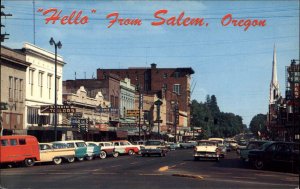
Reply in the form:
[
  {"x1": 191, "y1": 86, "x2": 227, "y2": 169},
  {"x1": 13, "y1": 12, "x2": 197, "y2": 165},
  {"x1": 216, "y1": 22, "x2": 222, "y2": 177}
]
[
  {"x1": 140, "y1": 140, "x2": 168, "y2": 157},
  {"x1": 208, "y1": 138, "x2": 226, "y2": 158},
  {"x1": 248, "y1": 141, "x2": 299, "y2": 172},
  {"x1": 194, "y1": 140, "x2": 220, "y2": 161},
  {"x1": 38, "y1": 143, "x2": 75, "y2": 164}
]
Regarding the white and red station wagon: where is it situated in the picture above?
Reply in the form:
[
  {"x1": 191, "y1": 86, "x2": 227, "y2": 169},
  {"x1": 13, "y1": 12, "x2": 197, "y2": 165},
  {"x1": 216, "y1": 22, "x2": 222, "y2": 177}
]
[{"x1": 111, "y1": 140, "x2": 140, "y2": 155}]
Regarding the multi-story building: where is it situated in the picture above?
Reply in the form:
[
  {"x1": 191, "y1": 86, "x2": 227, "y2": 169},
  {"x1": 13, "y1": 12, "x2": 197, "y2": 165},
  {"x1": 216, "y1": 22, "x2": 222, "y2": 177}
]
[
  {"x1": 120, "y1": 78, "x2": 135, "y2": 118},
  {"x1": 22, "y1": 43, "x2": 65, "y2": 141},
  {"x1": 63, "y1": 74, "x2": 121, "y2": 124},
  {"x1": 285, "y1": 59, "x2": 300, "y2": 141},
  {"x1": 62, "y1": 86, "x2": 110, "y2": 141},
  {"x1": 97, "y1": 63, "x2": 195, "y2": 136},
  {"x1": 0, "y1": 45, "x2": 30, "y2": 135}
]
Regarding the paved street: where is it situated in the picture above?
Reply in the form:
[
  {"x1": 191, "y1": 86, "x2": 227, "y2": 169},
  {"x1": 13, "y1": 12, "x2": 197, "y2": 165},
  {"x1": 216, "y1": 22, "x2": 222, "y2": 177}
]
[{"x1": 0, "y1": 149, "x2": 298, "y2": 189}]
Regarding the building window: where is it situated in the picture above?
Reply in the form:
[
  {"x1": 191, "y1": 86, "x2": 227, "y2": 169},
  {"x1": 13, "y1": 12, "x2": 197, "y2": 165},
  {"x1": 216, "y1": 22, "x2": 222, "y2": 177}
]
[
  {"x1": 173, "y1": 84, "x2": 181, "y2": 95},
  {"x1": 38, "y1": 72, "x2": 44, "y2": 98},
  {"x1": 27, "y1": 107, "x2": 39, "y2": 124},
  {"x1": 47, "y1": 74, "x2": 52, "y2": 99},
  {"x1": 19, "y1": 79, "x2": 23, "y2": 101},
  {"x1": 163, "y1": 84, "x2": 167, "y2": 90},
  {"x1": 14, "y1": 78, "x2": 18, "y2": 101},
  {"x1": 110, "y1": 95, "x2": 115, "y2": 108},
  {"x1": 163, "y1": 73, "x2": 168, "y2": 78},
  {"x1": 174, "y1": 72, "x2": 180, "y2": 78},
  {"x1": 9, "y1": 76, "x2": 13, "y2": 100},
  {"x1": 56, "y1": 77, "x2": 60, "y2": 91},
  {"x1": 29, "y1": 69, "x2": 34, "y2": 96}
]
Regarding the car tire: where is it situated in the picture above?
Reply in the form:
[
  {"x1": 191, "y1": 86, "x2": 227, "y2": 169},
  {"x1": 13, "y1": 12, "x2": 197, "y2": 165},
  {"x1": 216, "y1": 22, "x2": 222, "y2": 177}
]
[
  {"x1": 254, "y1": 159, "x2": 264, "y2": 170},
  {"x1": 128, "y1": 150, "x2": 135, "y2": 155},
  {"x1": 113, "y1": 152, "x2": 119, "y2": 158},
  {"x1": 67, "y1": 157, "x2": 75, "y2": 163},
  {"x1": 77, "y1": 157, "x2": 84, "y2": 161},
  {"x1": 24, "y1": 158, "x2": 35, "y2": 167},
  {"x1": 86, "y1": 156, "x2": 93, "y2": 161},
  {"x1": 100, "y1": 151, "x2": 107, "y2": 159},
  {"x1": 53, "y1": 157, "x2": 62, "y2": 165}
]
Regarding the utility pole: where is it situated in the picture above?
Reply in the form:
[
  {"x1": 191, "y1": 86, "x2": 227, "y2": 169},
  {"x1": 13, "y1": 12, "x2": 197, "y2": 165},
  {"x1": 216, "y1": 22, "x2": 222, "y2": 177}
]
[{"x1": 1, "y1": 5, "x2": 12, "y2": 42}]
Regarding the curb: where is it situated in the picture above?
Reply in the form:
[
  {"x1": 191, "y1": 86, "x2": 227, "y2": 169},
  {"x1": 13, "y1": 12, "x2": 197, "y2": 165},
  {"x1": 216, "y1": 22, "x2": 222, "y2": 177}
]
[{"x1": 172, "y1": 173, "x2": 204, "y2": 180}]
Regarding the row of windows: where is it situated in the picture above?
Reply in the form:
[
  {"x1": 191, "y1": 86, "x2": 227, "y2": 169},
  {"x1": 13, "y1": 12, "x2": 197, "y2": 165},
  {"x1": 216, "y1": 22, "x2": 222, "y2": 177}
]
[
  {"x1": 27, "y1": 107, "x2": 54, "y2": 125},
  {"x1": 1, "y1": 138, "x2": 26, "y2": 146},
  {"x1": 28, "y1": 69, "x2": 59, "y2": 99},
  {"x1": 9, "y1": 76, "x2": 23, "y2": 102}
]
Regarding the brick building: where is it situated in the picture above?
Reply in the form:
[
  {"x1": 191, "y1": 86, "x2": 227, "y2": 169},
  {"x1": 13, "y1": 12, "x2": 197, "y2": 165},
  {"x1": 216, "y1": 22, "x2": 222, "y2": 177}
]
[
  {"x1": 63, "y1": 74, "x2": 120, "y2": 124},
  {"x1": 97, "y1": 63, "x2": 195, "y2": 132},
  {"x1": 0, "y1": 45, "x2": 30, "y2": 135}
]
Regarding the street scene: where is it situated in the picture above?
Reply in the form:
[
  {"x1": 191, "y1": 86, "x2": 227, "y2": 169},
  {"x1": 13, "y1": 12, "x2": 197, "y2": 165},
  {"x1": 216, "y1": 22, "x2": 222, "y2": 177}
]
[{"x1": 0, "y1": 0, "x2": 299, "y2": 188}]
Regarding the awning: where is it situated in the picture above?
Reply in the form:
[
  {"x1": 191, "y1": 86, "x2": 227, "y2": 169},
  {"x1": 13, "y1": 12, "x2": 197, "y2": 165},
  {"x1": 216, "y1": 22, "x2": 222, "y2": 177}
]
[{"x1": 167, "y1": 134, "x2": 174, "y2": 138}]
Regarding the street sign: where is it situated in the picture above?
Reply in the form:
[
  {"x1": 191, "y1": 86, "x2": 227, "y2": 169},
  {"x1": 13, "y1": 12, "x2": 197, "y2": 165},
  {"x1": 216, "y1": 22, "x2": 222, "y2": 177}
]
[
  {"x1": 127, "y1": 109, "x2": 139, "y2": 117},
  {"x1": 154, "y1": 120, "x2": 163, "y2": 123},
  {"x1": 95, "y1": 106, "x2": 118, "y2": 113},
  {"x1": 40, "y1": 105, "x2": 76, "y2": 113},
  {"x1": 73, "y1": 112, "x2": 83, "y2": 118}
]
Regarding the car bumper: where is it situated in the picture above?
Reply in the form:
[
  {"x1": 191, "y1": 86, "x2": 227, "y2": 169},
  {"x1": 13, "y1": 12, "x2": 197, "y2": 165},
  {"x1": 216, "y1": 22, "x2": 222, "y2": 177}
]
[{"x1": 194, "y1": 152, "x2": 219, "y2": 158}]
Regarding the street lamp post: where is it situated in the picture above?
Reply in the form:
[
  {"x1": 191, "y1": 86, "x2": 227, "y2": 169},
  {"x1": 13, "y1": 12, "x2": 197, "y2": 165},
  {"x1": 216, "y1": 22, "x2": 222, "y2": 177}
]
[{"x1": 49, "y1": 37, "x2": 62, "y2": 141}]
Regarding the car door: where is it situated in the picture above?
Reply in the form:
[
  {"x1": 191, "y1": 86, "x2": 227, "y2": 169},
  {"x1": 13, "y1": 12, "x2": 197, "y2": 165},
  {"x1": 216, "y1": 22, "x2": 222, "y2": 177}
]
[{"x1": 273, "y1": 143, "x2": 291, "y2": 164}]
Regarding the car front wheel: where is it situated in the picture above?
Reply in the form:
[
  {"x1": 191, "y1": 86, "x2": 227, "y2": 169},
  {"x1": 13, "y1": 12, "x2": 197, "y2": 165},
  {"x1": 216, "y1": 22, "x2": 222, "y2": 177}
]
[
  {"x1": 53, "y1": 157, "x2": 62, "y2": 165},
  {"x1": 128, "y1": 150, "x2": 135, "y2": 155},
  {"x1": 24, "y1": 158, "x2": 35, "y2": 167},
  {"x1": 67, "y1": 157, "x2": 75, "y2": 163},
  {"x1": 113, "y1": 152, "x2": 119, "y2": 158},
  {"x1": 254, "y1": 159, "x2": 264, "y2": 170},
  {"x1": 100, "y1": 151, "x2": 107, "y2": 159}
]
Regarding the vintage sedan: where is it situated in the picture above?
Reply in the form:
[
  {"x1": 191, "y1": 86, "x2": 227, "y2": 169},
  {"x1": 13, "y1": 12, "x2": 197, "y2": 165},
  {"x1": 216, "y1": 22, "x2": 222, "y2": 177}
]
[
  {"x1": 194, "y1": 140, "x2": 220, "y2": 161},
  {"x1": 86, "y1": 141, "x2": 118, "y2": 159},
  {"x1": 240, "y1": 140, "x2": 269, "y2": 162},
  {"x1": 248, "y1": 141, "x2": 299, "y2": 173},
  {"x1": 112, "y1": 140, "x2": 140, "y2": 155},
  {"x1": 38, "y1": 143, "x2": 75, "y2": 165},
  {"x1": 140, "y1": 140, "x2": 168, "y2": 157}
]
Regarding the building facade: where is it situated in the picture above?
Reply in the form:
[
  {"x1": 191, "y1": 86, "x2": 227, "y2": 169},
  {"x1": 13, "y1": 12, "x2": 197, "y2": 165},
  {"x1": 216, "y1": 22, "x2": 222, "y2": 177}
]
[
  {"x1": 22, "y1": 43, "x2": 65, "y2": 141},
  {"x1": 62, "y1": 86, "x2": 111, "y2": 141},
  {"x1": 0, "y1": 45, "x2": 30, "y2": 135},
  {"x1": 97, "y1": 63, "x2": 194, "y2": 131}
]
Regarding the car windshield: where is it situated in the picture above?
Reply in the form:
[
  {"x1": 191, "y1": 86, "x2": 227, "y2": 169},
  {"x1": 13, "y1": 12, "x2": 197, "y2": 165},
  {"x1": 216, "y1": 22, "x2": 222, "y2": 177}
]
[
  {"x1": 145, "y1": 141, "x2": 162, "y2": 146},
  {"x1": 198, "y1": 142, "x2": 216, "y2": 146},
  {"x1": 259, "y1": 142, "x2": 273, "y2": 150}
]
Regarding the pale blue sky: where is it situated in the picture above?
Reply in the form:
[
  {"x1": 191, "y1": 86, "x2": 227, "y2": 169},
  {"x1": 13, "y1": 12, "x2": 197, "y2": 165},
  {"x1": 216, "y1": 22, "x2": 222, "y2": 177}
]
[{"x1": 2, "y1": 0, "x2": 299, "y2": 126}]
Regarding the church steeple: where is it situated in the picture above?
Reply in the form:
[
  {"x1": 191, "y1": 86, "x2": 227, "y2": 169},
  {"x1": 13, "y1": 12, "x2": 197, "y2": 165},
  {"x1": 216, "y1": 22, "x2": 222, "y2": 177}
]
[{"x1": 269, "y1": 44, "x2": 280, "y2": 104}]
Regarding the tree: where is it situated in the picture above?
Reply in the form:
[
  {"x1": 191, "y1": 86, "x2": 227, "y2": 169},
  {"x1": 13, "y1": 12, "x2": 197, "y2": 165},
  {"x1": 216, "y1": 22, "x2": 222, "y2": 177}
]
[{"x1": 249, "y1": 114, "x2": 267, "y2": 138}]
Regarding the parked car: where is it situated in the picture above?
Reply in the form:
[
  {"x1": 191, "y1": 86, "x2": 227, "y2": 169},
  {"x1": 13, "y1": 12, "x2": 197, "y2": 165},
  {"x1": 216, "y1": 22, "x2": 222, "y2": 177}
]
[
  {"x1": 140, "y1": 140, "x2": 168, "y2": 157},
  {"x1": 87, "y1": 141, "x2": 118, "y2": 159},
  {"x1": 38, "y1": 143, "x2": 75, "y2": 165},
  {"x1": 0, "y1": 135, "x2": 40, "y2": 167},
  {"x1": 111, "y1": 140, "x2": 140, "y2": 155},
  {"x1": 225, "y1": 139, "x2": 238, "y2": 151},
  {"x1": 248, "y1": 141, "x2": 299, "y2": 172},
  {"x1": 240, "y1": 140, "x2": 269, "y2": 162},
  {"x1": 52, "y1": 140, "x2": 90, "y2": 161},
  {"x1": 194, "y1": 140, "x2": 220, "y2": 161},
  {"x1": 165, "y1": 142, "x2": 178, "y2": 150},
  {"x1": 208, "y1": 138, "x2": 226, "y2": 158},
  {"x1": 178, "y1": 141, "x2": 197, "y2": 149}
]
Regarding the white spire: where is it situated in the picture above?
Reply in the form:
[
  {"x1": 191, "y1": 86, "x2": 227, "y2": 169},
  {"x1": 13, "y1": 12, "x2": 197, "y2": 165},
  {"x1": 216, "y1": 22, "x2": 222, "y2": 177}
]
[{"x1": 269, "y1": 44, "x2": 280, "y2": 104}]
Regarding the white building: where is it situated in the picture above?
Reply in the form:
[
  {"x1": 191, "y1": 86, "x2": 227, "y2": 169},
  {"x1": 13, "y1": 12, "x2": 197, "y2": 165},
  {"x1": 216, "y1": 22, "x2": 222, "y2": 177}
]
[
  {"x1": 23, "y1": 43, "x2": 65, "y2": 140},
  {"x1": 120, "y1": 78, "x2": 136, "y2": 118}
]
